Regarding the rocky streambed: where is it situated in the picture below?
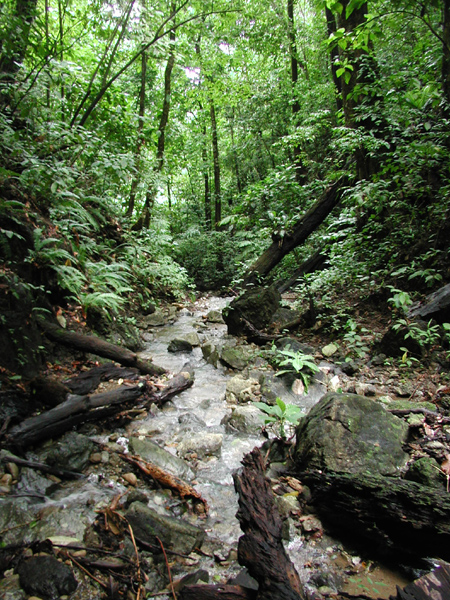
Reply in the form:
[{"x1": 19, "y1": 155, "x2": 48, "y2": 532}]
[{"x1": 1, "y1": 295, "x2": 448, "y2": 599}]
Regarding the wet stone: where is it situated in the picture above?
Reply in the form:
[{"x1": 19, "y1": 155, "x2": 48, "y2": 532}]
[
  {"x1": 129, "y1": 437, "x2": 194, "y2": 481},
  {"x1": 125, "y1": 501, "x2": 205, "y2": 555},
  {"x1": 17, "y1": 555, "x2": 78, "y2": 600},
  {"x1": 206, "y1": 310, "x2": 224, "y2": 323},
  {"x1": 177, "y1": 433, "x2": 223, "y2": 459},
  {"x1": 168, "y1": 338, "x2": 193, "y2": 353},
  {"x1": 223, "y1": 405, "x2": 262, "y2": 434},
  {"x1": 41, "y1": 431, "x2": 94, "y2": 472}
]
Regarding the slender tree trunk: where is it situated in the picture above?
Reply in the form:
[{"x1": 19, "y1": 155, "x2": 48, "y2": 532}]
[
  {"x1": 202, "y1": 124, "x2": 212, "y2": 228},
  {"x1": 287, "y1": 0, "x2": 306, "y2": 183},
  {"x1": 210, "y1": 99, "x2": 221, "y2": 228},
  {"x1": 134, "y1": 6, "x2": 176, "y2": 230},
  {"x1": 229, "y1": 108, "x2": 242, "y2": 196},
  {"x1": 45, "y1": 0, "x2": 50, "y2": 109},
  {"x1": 58, "y1": 0, "x2": 65, "y2": 121},
  {"x1": 325, "y1": 6, "x2": 343, "y2": 111},
  {"x1": 442, "y1": 0, "x2": 450, "y2": 107},
  {"x1": 127, "y1": 49, "x2": 147, "y2": 217}
]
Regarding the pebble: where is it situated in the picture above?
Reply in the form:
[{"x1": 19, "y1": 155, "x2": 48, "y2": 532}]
[
  {"x1": 89, "y1": 453, "x2": 102, "y2": 464},
  {"x1": 123, "y1": 473, "x2": 137, "y2": 486}
]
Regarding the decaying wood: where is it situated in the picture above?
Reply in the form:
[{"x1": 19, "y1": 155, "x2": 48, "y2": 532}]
[
  {"x1": 121, "y1": 454, "x2": 208, "y2": 512},
  {"x1": 242, "y1": 177, "x2": 347, "y2": 287},
  {"x1": 241, "y1": 318, "x2": 279, "y2": 345},
  {"x1": 65, "y1": 363, "x2": 140, "y2": 395},
  {"x1": 392, "y1": 562, "x2": 450, "y2": 600},
  {"x1": 276, "y1": 249, "x2": 328, "y2": 294},
  {"x1": 179, "y1": 584, "x2": 257, "y2": 599},
  {"x1": 38, "y1": 319, "x2": 166, "y2": 376},
  {"x1": 6, "y1": 384, "x2": 145, "y2": 448},
  {"x1": 1, "y1": 454, "x2": 85, "y2": 479},
  {"x1": 154, "y1": 368, "x2": 195, "y2": 406},
  {"x1": 303, "y1": 470, "x2": 450, "y2": 563},
  {"x1": 233, "y1": 448, "x2": 305, "y2": 600}
]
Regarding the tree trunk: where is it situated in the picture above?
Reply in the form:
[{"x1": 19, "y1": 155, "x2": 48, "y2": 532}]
[
  {"x1": 210, "y1": 99, "x2": 222, "y2": 228},
  {"x1": 287, "y1": 0, "x2": 305, "y2": 183},
  {"x1": 38, "y1": 319, "x2": 166, "y2": 376},
  {"x1": 134, "y1": 15, "x2": 176, "y2": 230},
  {"x1": 242, "y1": 177, "x2": 346, "y2": 286},
  {"x1": 276, "y1": 248, "x2": 328, "y2": 293},
  {"x1": 127, "y1": 49, "x2": 148, "y2": 217},
  {"x1": 202, "y1": 123, "x2": 212, "y2": 228},
  {"x1": 442, "y1": 0, "x2": 450, "y2": 107},
  {"x1": 302, "y1": 470, "x2": 450, "y2": 564},
  {"x1": 394, "y1": 563, "x2": 450, "y2": 600},
  {"x1": 325, "y1": 6, "x2": 343, "y2": 111}
]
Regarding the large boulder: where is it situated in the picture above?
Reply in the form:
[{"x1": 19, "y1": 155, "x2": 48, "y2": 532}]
[
  {"x1": 294, "y1": 392, "x2": 409, "y2": 476},
  {"x1": 408, "y1": 282, "x2": 450, "y2": 323},
  {"x1": 223, "y1": 286, "x2": 281, "y2": 335},
  {"x1": 129, "y1": 437, "x2": 194, "y2": 481}
]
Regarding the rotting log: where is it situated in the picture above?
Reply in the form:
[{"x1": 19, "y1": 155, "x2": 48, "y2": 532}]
[
  {"x1": 121, "y1": 454, "x2": 208, "y2": 512},
  {"x1": 179, "y1": 585, "x2": 257, "y2": 600},
  {"x1": 154, "y1": 367, "x2": 194, "y2": 406},
  {"x1": 233, "y1": 448, "x2": 305, "y2": 600},
  {"x1": 65, "y1": 363, "x2": 140, "y2": 395},
  {"x1": 276, "y1": 249, "x2": 328, "y2": 294},
  {"x1": 302, "y1": 470, "x2": 450, "y2": 564},
  {"x1": 392, "y1": 562, "x2": 450, "y2": 600},
  {"x1": 1, "y1": 454, "x2": 84, "y2": 479},
  {"x1": 242, "y1": 177, "x2": 347, "y2": 287},
  {"x1": 6, "y1": 384, "x2": 145, "y2": 448},
  {"x1": 38, "y1": 319, "x2": 166, "y2": 376}
]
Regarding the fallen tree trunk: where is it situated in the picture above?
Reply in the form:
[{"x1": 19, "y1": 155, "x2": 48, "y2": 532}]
[
  {"x1": 393, "y1": 562, "x2": 450, "y2": 600},
  {"x1": 276, "y1": 249, "x2": 328, "y2": 294},
  {"x1": 242, "y1": 177, "x2": 347, "y2": 287},
  {"x1": 233, "y1": 448, "x2": 305, "y2": 600},
  {"x1": 180, "y1": 585, "x2": 256, "y2": 599},
  {"x1": 6, "y1": 384, "x2": 145, "y2": 448},
  {"x1": 65, "y1": 363, "x2": 141, "y2": 395},
  {"x1": 302, "y1": 470, "x2": 450, "y2": 564},
  {"x1": 6, "y1": 369, "x2": 194, "y2": 448},
  {"x1": 38, "y1": 319, "x2": 166, "y2": 376}
]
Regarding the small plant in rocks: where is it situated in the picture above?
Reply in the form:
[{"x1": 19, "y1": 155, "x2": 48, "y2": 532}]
[{"x1": 254, "y1": 397, "x2": 304, "y2": 440}]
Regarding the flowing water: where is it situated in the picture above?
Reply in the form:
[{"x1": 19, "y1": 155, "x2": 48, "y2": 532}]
[{"x1": 1, "y1": 295, "x2": 412, "y2": 599}]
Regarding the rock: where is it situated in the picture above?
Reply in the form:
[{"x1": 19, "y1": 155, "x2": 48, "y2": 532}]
[
  {"x1": 168, "y1": 338, "x2": 193, "y2": 353},
  {"x1": 129, "y1": 437, "x2": 194, "y2": 481},
  {"x1": 294, "y1": 392, "x2": 409, "y2": 476},
  {"x1": 275, "y1": 494, "x2": 300, "y2": 517},
  {"x1": 142, "y1": 311, "x2": 167, "y2": 327},
  {"x1": 206, "y1": 310, "x2": 224, "y2": 323},
  {"x1": 408, "y1": 282, "x2": 450, "y2": 323},
  {"x1": 272, "y1": 307, "x2": 301, "y2": 329},
  {"x1": 223, "y1": 286, "x2": 281, "y2": 335},
  {"x1": 340, "y1": 360, "x2": 359, "y2": 375},
  {"x1": 225, "y1": 376, "x2": 260, "y2": 404},
  {"x1": 375, "y1": 323, "x2": 423, "y2": 358},
  {"x1": 178, "y1": 412, "x2": 207, "y2": 432},
  {"x1": 223, "y1": 405, "x2": 262, "y2": 434},
  {"x1": 354, "y1": 382, "x2": 377, "y2": 397},
  {"x1": 0, "y1": 573, "x2": 27, "y2": 599},
  {"x1": 177, "y1": 433, "x2": 223, "y2": 459},
  {"x1": 42, "y1": 432, "x2": 94, "y2": 472},
  {"x1": 322, "y1": 343, "x2": 338, "y2": 357},
  {"x1": 17, "y1": 555, "x2": 78, "y2": 599},
  {"x1": 220, "y1": 345, "x2": 254, "y2": 370},
  {"x1": 274, "y1": 337, "x2": 315, "y2": 356},
  {"x1": 201, "y1": 342, "x2": 219, "y2": 367},
  {"x1": 183, "y1": 332, "x2": 201, "y2": 346},
  {"x1": 405, "y1": 457, "x2": 444, "y2": 488},
  {"x1": 125, "y1": 501, "x2": 205, "y2": 555},
  {"x1": 123, "y1": 472, "x2": 138, "y2": 486}
]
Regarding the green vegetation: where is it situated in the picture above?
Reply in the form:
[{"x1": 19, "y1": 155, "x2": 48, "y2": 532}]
[
  {"x1": 254, "y1": 397, "x2": 304, "y2": 440},
  {"x1": 0, "y1": 0, "x2": 449, "y2": 370}
]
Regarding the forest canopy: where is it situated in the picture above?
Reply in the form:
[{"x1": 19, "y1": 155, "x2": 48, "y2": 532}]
[{"x1": 1, "y1": 0, "x2": 449, "y2": 326}]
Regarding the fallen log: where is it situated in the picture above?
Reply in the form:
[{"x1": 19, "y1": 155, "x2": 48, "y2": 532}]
[
  {"x1": 276, "y1": 249, "x2": 328, "y2": 294},
  {"x1": 242, "y1": 177, "x2": 347, "y2": 287},
  {"x1": 121, "y1": 454, "x2": 208, "y2": 512},
  {"x1": 1, "y1": 454, "x2": 84, "y2": 479},
  {"x1": 154, "y1": 367, "x2": 194, "y2": 406},
  {"x1": 6, "y1": 384, "x2": 145, "y2": 448},
  {"x1": 302, "y1": 470, "x2": 450, "y2": 564},
  {"x1": 179, "y1": 584, "x2": 257, "y2": 599},
  {"x1": 392, "y1": 561, "x2": 450, "y2": 600},
  {"x1": 38, "y1": 319, "x2": 166, "y2": 376},
  {"x1": 233, "y1": 448, "x2": 305, "y2": 600},
  {"x1": 65, "y1": 363, "x2": 140, "y2": 395}
]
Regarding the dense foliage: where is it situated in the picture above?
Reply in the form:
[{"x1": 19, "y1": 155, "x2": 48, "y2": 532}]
[{"x1": 1, "y1": 0, "x2": 449, "y2": 325}]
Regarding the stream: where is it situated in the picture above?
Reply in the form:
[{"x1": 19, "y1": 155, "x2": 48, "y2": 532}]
[{"x1": 0, "y1": 295, "x2": 412, "y2": 600}]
